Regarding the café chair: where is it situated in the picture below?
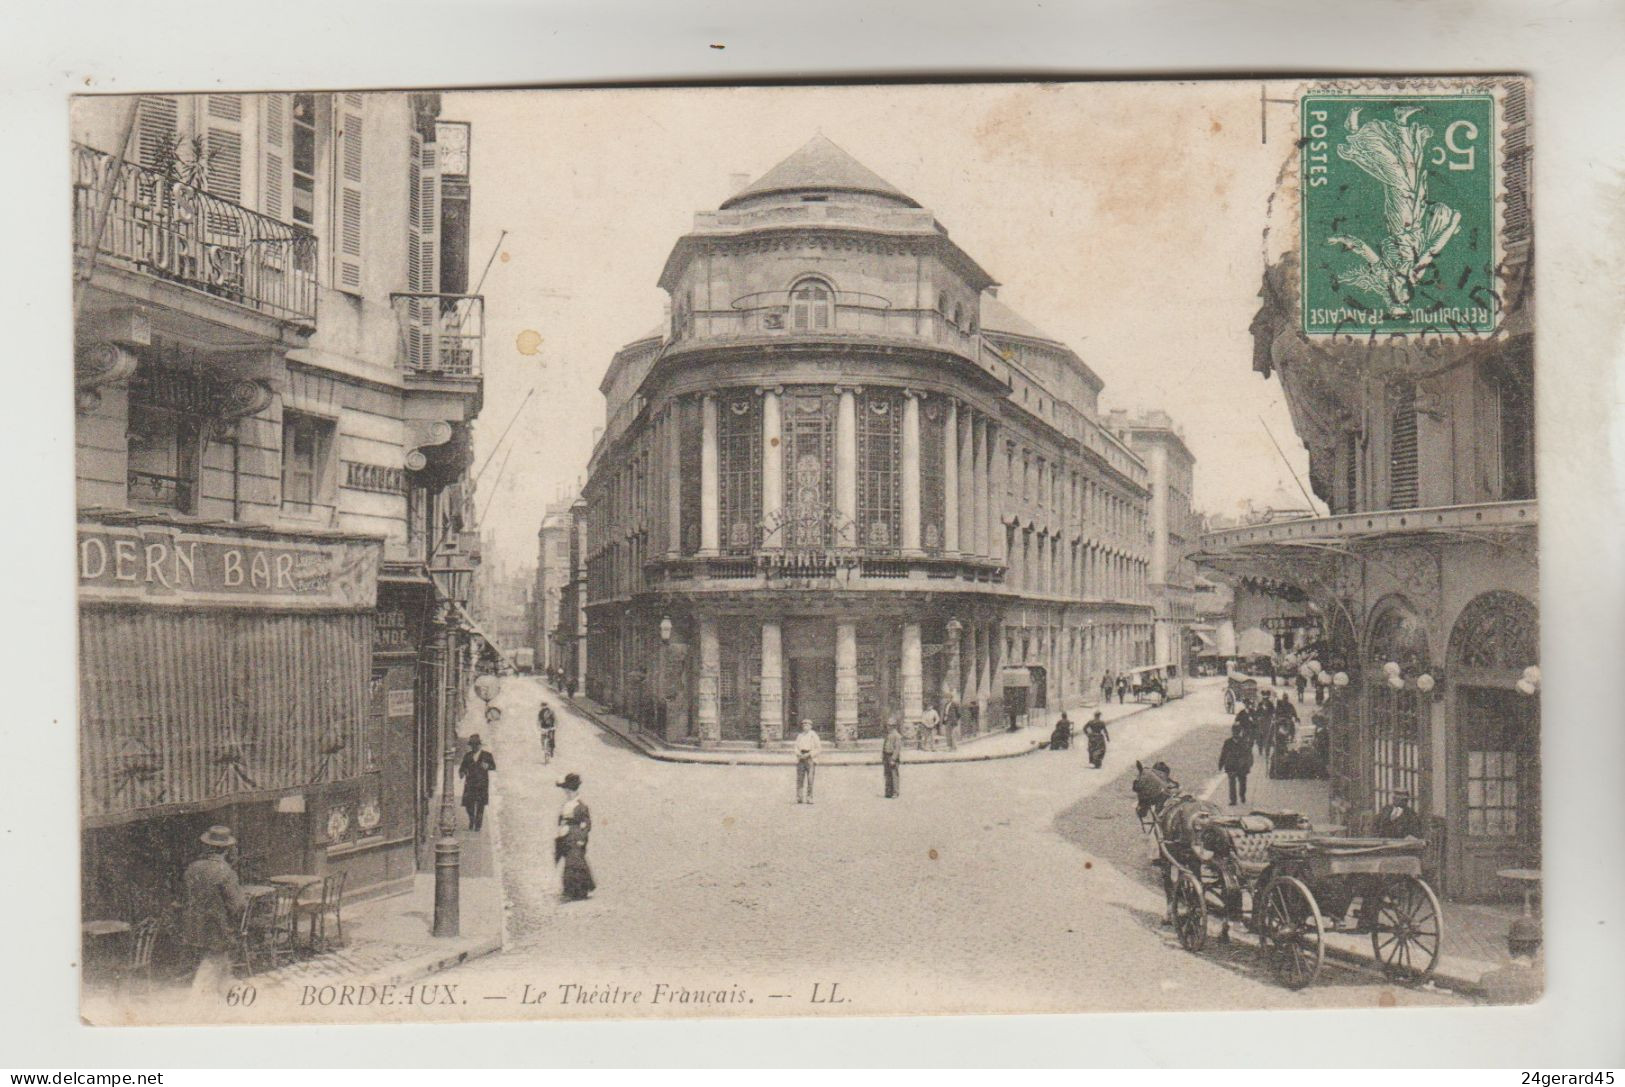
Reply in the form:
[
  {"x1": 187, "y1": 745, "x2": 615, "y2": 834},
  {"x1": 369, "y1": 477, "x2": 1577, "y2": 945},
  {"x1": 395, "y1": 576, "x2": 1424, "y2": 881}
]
[{"x1": 293, "y1": 871, "x2": 347, "y2": 953}]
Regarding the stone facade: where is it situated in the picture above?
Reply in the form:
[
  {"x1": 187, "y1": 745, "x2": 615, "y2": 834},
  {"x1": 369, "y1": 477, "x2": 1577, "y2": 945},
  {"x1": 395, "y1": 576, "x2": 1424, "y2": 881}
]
[{"x1": 580, "y1": 137, "x2": 1161, "y2": 748}]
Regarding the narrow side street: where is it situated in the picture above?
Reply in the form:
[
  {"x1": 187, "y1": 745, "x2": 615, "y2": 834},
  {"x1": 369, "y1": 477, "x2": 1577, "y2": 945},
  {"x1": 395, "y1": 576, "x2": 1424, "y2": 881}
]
[{"x1": 438, "y1": 676, "x2": 1469, "y2": 1017}]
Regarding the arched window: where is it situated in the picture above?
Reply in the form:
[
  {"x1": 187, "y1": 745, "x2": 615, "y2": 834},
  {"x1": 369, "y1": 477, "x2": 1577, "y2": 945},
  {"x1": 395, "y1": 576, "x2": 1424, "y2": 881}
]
[
  {"x1": 952, "y1": 303, "x2": 964, "y2": 329},
  {"x1": 1449, "y1": 592, "x2": 1539, "y2": 849},
  {"x1": 790, "y1": 278, "x2": 833, "y2": 331},
  {"x1": 1366, "y1": 600, "x2": 1432, "y2": 812},
  {"x1": 936, "y1": 291, "x2": 949, "y2": 314}
]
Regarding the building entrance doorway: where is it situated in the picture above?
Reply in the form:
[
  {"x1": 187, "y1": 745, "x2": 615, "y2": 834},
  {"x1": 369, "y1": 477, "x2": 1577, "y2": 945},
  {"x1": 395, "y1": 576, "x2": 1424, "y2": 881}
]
[
  {"x1": 789, "y1": 658, "x2": 836, "y2": 738},
  {"x1": 1455, "y1": 685, "x2": 1540, "y2": 901}
]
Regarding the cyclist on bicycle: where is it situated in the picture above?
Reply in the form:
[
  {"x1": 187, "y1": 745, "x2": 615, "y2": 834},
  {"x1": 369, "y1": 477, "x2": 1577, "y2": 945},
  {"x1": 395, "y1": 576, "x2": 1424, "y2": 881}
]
[{"x1": 537, "y1": 703, "x2": 557, "y2": 762}]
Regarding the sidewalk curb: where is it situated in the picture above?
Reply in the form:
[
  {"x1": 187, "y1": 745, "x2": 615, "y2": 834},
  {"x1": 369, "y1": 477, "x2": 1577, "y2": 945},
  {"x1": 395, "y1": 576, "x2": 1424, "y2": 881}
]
[
  {"x1": 552, "y1": 688, "x2": 1160, "y2": 767},
  {"x1": 345, "y1": 933, "x2": 506, "y2": 990}
]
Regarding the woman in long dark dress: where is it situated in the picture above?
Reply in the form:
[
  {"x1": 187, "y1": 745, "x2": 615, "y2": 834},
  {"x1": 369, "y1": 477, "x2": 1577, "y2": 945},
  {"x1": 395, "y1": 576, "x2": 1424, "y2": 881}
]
[{"x1": 554, "y1": 772, "x2": 595, "y2": 901}]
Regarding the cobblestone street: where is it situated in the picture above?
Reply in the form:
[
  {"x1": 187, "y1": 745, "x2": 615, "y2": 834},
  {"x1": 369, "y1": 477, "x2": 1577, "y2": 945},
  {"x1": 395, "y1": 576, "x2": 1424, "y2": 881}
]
[{"x1": 445, "y1": 676, "x2": 1468, "y2": 1018}]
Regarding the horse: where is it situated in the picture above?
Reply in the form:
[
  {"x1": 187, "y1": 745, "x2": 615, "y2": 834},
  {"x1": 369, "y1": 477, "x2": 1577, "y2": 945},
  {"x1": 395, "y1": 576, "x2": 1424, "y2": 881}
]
[{"x1": 1132, "y1": 761, "x2": 1244, "y2": 940}]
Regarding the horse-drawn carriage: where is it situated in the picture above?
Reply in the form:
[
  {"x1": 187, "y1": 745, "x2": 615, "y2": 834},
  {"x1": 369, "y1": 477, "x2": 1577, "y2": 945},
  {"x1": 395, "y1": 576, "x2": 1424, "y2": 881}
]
[{"x1": 1133, "y1": 762, "x2": 1443, "y2": 989}]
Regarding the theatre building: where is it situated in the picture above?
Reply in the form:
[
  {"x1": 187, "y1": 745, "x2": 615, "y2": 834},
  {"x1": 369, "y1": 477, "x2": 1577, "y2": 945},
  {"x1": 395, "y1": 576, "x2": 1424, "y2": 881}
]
[
  {"x1": 73, "y1": 91, "x2": 485, "y2": 927},
  {"x1": 1196, "y1": 85, "x2": 1535, "y2": 900},
  {"x1": 580, "y1": 137, "x2": 1157, "y2": 747}
]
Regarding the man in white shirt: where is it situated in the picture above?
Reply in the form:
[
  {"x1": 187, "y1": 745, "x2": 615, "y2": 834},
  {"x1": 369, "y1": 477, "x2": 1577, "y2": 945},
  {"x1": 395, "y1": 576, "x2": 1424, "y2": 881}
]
[
  {"x1": 919, "y1": 704, "x2": 941, "y2": 751},
  {"x1": 794, "y1": 719, "x2": 821, "y2": 804}
]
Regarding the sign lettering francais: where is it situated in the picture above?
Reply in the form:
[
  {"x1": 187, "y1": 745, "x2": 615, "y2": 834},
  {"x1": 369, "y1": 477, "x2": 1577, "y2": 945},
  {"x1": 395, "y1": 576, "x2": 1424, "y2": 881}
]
[{"x1": 78, "y1": 522, "x2": 380, "y2": 610}]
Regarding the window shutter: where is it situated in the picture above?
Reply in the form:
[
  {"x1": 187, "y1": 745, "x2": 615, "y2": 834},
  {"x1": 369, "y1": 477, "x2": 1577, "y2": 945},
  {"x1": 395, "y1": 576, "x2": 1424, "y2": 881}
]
[
  {"x1": 1388, "y1": 385, "x2": 1419, "y2": 510},
  {"x1": 203, "y1": 95, "x2": 245, "y2": 202},
  {"x1": 333, "y1": 93, "x2": 366, "y2": 293},
  {"x1": 261, "y1": 93, "x2": 292, "y2": 221},
  {"x1": 135, "y1": 95, "x2": 179, "y2": 170}
]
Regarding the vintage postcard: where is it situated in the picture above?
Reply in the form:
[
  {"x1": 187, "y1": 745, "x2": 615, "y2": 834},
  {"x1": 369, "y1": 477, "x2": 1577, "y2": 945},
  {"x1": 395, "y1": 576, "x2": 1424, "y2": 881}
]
[{"x1": 70, "y1": 78, "x2": 1539, "y2": 1026}]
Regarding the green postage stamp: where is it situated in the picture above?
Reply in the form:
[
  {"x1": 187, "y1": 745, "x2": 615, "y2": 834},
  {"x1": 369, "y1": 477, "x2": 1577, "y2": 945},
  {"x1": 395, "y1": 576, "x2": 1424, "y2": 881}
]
[{"x1": 1300, "y1": 89, "x2": 1499, "y2": 337}]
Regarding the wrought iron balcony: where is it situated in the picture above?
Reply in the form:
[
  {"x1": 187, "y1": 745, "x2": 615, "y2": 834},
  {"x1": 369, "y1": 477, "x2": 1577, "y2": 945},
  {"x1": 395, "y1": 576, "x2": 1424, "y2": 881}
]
[
  {"x1": 72, "y1": 142, "x2": 317, "y2": 327},
  {"x1": 672, "y1": 290, "x2": 983, "y2": 360},
  {"x1": 393, "y1": 293, "x2": 484, "y2": 378},
  {"x1": 646, "y1": 548, "x2": 1004, "y2": 587}
]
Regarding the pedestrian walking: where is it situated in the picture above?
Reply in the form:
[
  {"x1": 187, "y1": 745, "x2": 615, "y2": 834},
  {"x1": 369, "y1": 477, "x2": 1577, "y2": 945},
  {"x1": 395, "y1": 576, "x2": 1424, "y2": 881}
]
[
  {"x1": 537, "y1": 703, "x2": 557, "y2": 763},
  {"x1": 1219, "y1": 724, "x2": 1254, "y2": 805},
  {"x1": 554, "y1": 772, "x2": 595, "y2": 901},
  {"x1": 1100, "y1": 672, "x2": 1113, "y2": 703},
  {"x1": 1116, "y1": 675, "x2": 1128, "y2": 704},
  {"x1": 458, "y1": 734, "x2": 496, "y2": 831},
  {"x1": 1295, "y1": 672, "x2": 1308, "y2": 702},
  {"x1": 882, "y1": 718, "x2": 903, "y2": 798},
  {"x1": 181, "y1": 825, "x2": 248, "y2": 1000},
  {"x1": 1083, "y1": 712, "x2": 1110, "y2": 768},
  {"x1": 942, "y1": 694, "x2": 960, "y2": 751},
  {"x1": 793, "y1": 719, "x2": 821, "y2": 804},
  {"x1": 919, "y1": 703, "x2": 940, "y2": 751}
]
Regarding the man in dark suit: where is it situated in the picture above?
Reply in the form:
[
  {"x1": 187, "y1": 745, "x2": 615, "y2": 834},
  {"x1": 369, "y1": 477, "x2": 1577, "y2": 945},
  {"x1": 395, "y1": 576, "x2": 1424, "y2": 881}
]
[
  {"x1": 1219, "y1": 725, "x2": 1255, "y2": 806},
  {"x1": 182, "y1": 825, "x2": 249, "y2": 998}
]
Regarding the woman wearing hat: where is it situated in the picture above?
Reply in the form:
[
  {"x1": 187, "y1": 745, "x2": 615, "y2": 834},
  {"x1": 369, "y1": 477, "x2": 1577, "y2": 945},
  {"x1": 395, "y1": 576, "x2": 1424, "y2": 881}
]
[
  {"x1": 555, "y1": 773, "x2": 596, "y2": 901},
  {"x1": 182, "y1": 825, "x2": 248, "y2": 997},
  {"x1": 459, "y1": 734, "x2": 497, "y2": 831}
]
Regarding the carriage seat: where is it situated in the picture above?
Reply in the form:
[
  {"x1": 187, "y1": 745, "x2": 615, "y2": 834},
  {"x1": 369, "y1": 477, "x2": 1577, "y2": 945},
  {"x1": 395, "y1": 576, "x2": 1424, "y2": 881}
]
[{"x1": 1212, "y1": 815, "x2": 1312, "y2": 873}]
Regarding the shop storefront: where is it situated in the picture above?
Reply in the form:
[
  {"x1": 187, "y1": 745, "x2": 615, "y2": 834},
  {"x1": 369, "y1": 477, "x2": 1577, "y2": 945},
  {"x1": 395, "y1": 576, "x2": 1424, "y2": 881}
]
[{"x1": 78, "y1": 513, "x2": 385, "y2": 935}]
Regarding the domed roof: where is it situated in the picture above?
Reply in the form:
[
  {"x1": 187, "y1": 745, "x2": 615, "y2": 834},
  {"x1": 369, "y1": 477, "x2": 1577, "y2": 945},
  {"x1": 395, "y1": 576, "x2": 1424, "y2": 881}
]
[{"x1": 721, "y1": 135, "x2": 920, "y2": 209}]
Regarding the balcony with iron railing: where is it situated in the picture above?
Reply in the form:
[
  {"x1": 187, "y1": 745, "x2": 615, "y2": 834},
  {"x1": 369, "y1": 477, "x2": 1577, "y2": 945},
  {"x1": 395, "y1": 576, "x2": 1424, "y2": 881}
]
[
  {"x1": 72, "y1": 142, "x2": 318, "y2": 328},
  {"x1": 672, "y1": 290, "x2": 988, "y2": 367},
  {"x1": 392, "y1": 293, "x2": 485, "y2": 379},
  {"x1": 645, "y1": 547, "x2": 1004, "y2": 591}
]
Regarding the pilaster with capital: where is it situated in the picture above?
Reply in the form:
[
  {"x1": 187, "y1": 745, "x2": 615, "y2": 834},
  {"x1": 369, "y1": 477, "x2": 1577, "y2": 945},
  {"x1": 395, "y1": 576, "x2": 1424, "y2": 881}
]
[{"x1": 834, "y1": 621, "x2": 859, "y2": 743}]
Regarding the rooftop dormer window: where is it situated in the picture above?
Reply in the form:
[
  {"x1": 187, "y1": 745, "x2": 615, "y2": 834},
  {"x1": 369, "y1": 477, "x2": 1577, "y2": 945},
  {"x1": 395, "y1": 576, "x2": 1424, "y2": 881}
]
[{"x1": 790, "y1": 277, "x2": 833, "y2": 331}]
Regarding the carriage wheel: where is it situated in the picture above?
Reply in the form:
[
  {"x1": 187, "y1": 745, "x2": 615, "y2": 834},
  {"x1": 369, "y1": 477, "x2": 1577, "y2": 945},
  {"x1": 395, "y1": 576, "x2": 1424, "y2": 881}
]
[
  {"x1": 1172, "y1": 869, "x2": 1207, "y2": 952},
  {"x1": 1370, "y1": 876, "x2": 1444, "y2": 983},
  {"x1": 1260, "y1": 876, "x2": 1325, "y2": 990}
]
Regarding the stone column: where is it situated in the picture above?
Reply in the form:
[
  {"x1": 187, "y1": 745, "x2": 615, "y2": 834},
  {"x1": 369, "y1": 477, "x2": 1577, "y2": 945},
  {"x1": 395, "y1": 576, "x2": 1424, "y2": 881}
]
[
  {"x1": 943, "y1": 400, "x2": 959, "y2": 555},
  {"x1": 901, "y1": 391, "x2": 922, "y2": 554},
  {"x1": 943, "y1": 620, "x2": 963, "y2": 704},
  {"x1": 901, "y1": 621, "x2": 923, "y2": 733},
  {"x1": 986, "y1": 424, "x2": 1002, "y2": 568},
  {"x1": 696, "y1": 615, "x2": 720, "y2": 745},
  {"x1": 761, "y1": 388, "x2": 783, "y2": 550},
  {"x1": 834, "y1": 621, "x2": 859, "y2": 743},
  {"x1": 835, "y1": 388, "x2": 858, "y2": 548},
  {"x1": 699, "y1": 394, "x2": 720, "y2": 554},
  {"x1": 973, "y1": 419, "x2": 990, "y2": 558},
  {"x1": 759, "y1": 621, "x2": 783, "y2": 743},
  {"x1": 958, "y1": 409, "x2": 976, "y2": 558},
  {"x1": 666, "y1": 404, "x2": 682, "y2": 556},
  {"x1": 976, "y1": 623, "x2": 992, "y2": 729},
  {"x1": 960, "y1": 621, "x2": 976, "y2": 709}
]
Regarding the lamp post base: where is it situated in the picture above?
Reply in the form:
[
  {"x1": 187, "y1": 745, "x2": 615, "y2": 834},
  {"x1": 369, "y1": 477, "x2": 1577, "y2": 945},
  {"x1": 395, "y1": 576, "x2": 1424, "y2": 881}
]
[{"x1": 432, "y1": 834, "x2": 461, "y2": 937}]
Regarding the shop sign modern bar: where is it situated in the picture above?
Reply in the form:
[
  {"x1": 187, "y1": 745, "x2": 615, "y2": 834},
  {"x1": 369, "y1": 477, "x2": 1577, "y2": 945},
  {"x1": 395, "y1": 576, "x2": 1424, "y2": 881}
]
[{"x1": 78, "y1": 521, "x2": 381, "y2": 610}]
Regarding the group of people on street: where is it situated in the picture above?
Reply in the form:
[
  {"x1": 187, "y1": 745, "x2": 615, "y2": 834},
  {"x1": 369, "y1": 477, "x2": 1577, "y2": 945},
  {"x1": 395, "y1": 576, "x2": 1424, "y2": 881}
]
[
  {"x1": 1217, "y1": 691, "x2": 1300, "y2": 804},
  {"x1": 1047, "y1": 710, "x2": 1111, "y2": 767}
]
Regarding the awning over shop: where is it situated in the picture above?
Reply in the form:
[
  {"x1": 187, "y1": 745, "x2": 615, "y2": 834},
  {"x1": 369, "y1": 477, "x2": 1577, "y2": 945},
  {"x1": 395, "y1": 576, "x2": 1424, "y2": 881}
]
[
  {"x1": 1190, "y1": 629, "x2": 1219, "y2": 652},
  {"x1": 79, "y1": 608, "x2": 373, "y2": 827}
]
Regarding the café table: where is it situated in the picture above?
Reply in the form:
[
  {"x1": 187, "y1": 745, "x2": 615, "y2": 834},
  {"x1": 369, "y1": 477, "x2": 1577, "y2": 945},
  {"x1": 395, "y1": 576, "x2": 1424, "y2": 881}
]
[
  {"x1": 81, "y1": 920, "x2": 131, "y2": 979},
  {"x1": 1498, "y1": 867, "x2": 1541, "y2": 916}
]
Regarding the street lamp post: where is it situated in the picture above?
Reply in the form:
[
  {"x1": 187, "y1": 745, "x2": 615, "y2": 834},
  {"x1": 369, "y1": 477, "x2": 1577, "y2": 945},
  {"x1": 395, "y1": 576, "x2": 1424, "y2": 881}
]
[
  {"x1": 433, "y1": 603, "x2": 461, "y2": 937},
  {"x1": 657, "y1": 615, "x2": 673, "y2": 740}
]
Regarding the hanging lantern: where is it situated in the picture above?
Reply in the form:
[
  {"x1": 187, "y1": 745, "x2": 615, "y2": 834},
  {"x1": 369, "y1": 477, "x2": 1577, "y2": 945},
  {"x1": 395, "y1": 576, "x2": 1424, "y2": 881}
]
[
  {"x1": 1333, "y1": 672, "x2": 1350, "y2": 687},
  {"x1": 1317, "y1": 670, "x2": 1333, "y2": 685},
  {"x1": 1383, "y1": 661, "x2": 1402, "y2": 678},
  {"x1": 1522, "y1": 665, "x2": 1541, "y2": 686},
  {"x1": 1416, "y1": 673, "x2": 1435, "y2": 693},
  {"x1": 1387, "y1": 674, "x2": 1405, "y2": 690},
  {"x1": 1307, "y1": 660, "x2": 1322, "y2": 675},
  {"x1": 1516, "y1": 678, "x2": 1536, "y2": 696}
]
